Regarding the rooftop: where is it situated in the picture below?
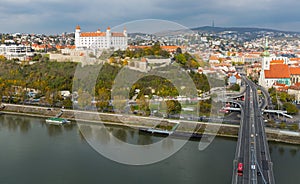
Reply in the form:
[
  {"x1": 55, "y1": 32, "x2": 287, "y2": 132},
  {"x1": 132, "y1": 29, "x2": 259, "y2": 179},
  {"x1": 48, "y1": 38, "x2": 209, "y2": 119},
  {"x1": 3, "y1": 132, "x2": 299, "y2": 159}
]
[{"x1": 264, "y1": 64, "x2": 290, "y2": 78}]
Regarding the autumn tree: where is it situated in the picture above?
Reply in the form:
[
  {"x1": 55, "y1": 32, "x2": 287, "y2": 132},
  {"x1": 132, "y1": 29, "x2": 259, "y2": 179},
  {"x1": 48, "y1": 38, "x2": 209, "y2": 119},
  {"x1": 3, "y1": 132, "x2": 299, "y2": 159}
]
[
  {"x1": 77, "y1": 89, "x2": 92, "y2": 109},
  {"x1": 137, "y1": 95, "x2": 150, "y2": 116},
  {"x1": 165, "y1": 100, "x2": 181, "y2": 116},
  {"x1": 96, "y1": 88, "x2": 110, "y2": 112}
]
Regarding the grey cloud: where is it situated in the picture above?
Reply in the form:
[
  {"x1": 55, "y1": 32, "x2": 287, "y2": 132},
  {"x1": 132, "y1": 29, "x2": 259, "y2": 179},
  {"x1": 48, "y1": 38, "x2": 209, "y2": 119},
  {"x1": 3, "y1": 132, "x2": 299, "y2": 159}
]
[{"x1": 0, "y1": 0, "x2": 299, "y2": 33}]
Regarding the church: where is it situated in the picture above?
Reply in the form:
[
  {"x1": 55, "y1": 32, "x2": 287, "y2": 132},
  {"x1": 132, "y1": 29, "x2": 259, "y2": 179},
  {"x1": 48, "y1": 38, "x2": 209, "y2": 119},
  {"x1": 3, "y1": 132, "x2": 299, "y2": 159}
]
[{"x1": 75, "y1": 25, "x2": 128, "y2": 50}]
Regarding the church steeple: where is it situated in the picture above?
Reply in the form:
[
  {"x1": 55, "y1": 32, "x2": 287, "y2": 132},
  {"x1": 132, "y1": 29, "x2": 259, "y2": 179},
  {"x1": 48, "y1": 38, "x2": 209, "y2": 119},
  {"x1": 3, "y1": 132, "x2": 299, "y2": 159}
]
[{"x1": 262, "y1": 36, "x2": 270, "y2": 57}]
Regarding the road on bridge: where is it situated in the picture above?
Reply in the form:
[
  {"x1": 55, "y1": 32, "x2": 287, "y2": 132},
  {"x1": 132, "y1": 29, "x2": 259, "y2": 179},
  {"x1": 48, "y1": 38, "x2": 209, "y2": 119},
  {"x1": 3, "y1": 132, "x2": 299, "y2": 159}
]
[{"x1": 232, "y1": 77, "x2": 275, "y2": 184}]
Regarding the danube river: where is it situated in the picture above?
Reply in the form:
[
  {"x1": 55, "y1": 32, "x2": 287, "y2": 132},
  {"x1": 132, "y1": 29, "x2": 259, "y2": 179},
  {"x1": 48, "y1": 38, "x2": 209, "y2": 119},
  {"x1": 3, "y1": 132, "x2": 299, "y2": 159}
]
[{"x1": 0, "y1": 114, "x2": 299, "y2": 184}]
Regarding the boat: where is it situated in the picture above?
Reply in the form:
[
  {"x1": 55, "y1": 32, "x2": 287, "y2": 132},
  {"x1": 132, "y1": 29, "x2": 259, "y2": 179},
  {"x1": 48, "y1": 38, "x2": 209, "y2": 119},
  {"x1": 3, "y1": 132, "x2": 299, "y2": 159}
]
[
  {"x1": 46, "y1": 117, "x2": 70, "y2": 125},
  {"x1": 139, "y1": 121, "x2": 180, "y2": 136},
  {"x1": 140, "y1": 128, "x2": 173, "y2": 135}
]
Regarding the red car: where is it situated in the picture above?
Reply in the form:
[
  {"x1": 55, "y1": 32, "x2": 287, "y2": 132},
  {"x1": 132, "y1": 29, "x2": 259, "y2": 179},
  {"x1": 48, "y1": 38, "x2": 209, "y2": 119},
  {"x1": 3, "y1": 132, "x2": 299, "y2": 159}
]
[{"x1": 237, "y1": 163, "x2": 243, "y2": 176}]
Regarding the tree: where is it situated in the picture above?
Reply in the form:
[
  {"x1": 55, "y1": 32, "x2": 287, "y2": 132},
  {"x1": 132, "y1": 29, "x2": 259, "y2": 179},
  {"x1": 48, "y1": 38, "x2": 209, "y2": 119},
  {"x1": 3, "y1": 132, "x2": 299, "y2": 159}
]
[
  {"x1": 165, "y1": 100, "x2": 181, "y2": 116},
  {"x1": 176, "y1": 47, "x2": 182, "y2": 54},
  {"x1": 96, "y1": 88, "x2": 110, "y2": 112},
  {"x1": 279, "y1": 122, "x2": 286, "y2": 129},
  {"x1": 62, "y1": 98, "x2": 73, "y2": 109},
  {"x1": 175, "y1": 54, "x2": 187, "y2": 66},
  {"x1": 229, "y1": 84, "x2": 240, "y2": 91},
  {"x1": 0, "y1": 55, "x2": 6, "y2": 62},
  {"x1": 283, "y1": 102, "x2": 298, "y2": 115},
  {"x1": 109, "y1": 57, "x2": 116, "y2": 64},
  {"x1": 199, "y1": 99, "x2": 212, "y2": 114},
  {"x1": 289, "y1": 124, "x2": 299, "y2": 131},
  {"x1": 77, "y1": 89, "x2": 92, "y2": 109},
  {"x1": 137, "y1": 95, "x2": 150, "y2": 116}
]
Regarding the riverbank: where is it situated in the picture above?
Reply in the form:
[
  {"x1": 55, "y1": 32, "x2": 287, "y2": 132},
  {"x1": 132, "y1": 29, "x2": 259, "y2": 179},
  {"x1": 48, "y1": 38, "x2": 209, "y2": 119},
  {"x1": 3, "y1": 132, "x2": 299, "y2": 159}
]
[{"x1": 2, "y1": 103, "x2": 300, "y2": 145}]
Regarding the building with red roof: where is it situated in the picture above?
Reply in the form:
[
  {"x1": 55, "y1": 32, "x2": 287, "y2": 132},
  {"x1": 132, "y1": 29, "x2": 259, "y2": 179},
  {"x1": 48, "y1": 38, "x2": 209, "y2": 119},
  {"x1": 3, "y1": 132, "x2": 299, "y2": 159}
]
[
  {"x1": 259, "y1": 57, "x2": 293, "y2": 88},
  {"x1": 290, "y1": 67, "x2": 300, "y2": 84},
  {"x1": 75, "y1": 25, "x2": 128, "y2": 51}
]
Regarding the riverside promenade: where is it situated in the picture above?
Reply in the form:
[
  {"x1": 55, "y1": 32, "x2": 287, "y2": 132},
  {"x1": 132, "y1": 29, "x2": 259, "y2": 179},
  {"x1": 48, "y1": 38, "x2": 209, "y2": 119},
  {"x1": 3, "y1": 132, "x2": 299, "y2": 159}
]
[{"x1": 1, "y1": 103, "x2": 300, "y2": 144}]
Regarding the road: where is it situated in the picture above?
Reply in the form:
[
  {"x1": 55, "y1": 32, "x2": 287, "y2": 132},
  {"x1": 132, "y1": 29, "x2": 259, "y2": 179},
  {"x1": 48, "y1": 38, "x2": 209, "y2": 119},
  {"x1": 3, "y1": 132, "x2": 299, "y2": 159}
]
[{"x1": 232, "y1": 77, "x2": 275, "y2": 184}]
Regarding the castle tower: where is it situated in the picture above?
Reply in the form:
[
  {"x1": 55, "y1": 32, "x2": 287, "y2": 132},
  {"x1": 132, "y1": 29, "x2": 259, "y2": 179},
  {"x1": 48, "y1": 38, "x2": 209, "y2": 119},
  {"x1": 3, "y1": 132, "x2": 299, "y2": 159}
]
[
  {"x1": 75, "y1": 25, "x2": 81, "y2": 48},
  {"x1": 123, "y1": 26, "x2": 127, "y2": 37},
  {"x1": 106, "y1": 26, "x2": 111, "y2": 48}
]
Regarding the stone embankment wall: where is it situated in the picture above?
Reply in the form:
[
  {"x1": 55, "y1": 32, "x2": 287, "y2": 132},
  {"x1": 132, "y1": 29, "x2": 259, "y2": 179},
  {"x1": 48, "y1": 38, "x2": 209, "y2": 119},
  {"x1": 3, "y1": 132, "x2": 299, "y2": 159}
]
[{"x1": 2, "y1": 103, "x2": 300, "y2": 144}]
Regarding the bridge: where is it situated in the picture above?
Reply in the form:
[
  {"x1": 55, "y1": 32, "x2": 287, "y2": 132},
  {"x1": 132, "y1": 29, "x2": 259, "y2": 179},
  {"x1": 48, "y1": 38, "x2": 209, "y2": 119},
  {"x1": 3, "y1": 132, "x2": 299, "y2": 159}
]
[
  {"x1": 232, "y1": 77, "x2": 275, "y2": 184},
  {"x1": 221, "y1": 107, "x2": 293, "y2": 119}
]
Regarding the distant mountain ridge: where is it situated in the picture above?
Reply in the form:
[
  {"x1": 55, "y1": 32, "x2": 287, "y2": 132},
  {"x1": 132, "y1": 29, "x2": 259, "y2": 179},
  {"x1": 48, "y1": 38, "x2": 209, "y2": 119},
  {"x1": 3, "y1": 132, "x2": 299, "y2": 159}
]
[{"x1": 191, "y1": 26, "x2": 300, "y2": 34}]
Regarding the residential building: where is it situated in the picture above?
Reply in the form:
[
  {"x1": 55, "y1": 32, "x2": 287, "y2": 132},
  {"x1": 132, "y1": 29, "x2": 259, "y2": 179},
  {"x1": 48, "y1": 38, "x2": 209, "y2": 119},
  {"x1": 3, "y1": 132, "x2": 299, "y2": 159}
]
[
  {"x1": 288, "y1": 83, "x2": 300, "y2": 104},
  {"x1": 290, "y1": 67, "x2": 300, "y2": 84},
  {"x1": 0, "y1": 44, "x2": 33, "y2": 60}
]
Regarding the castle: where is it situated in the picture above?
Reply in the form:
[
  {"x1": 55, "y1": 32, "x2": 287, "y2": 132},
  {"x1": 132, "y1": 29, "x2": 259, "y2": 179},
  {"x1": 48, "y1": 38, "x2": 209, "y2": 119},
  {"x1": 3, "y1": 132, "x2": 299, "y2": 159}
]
[{"x1": 75, "y1": 25, "x2": 128, "y2": 50}]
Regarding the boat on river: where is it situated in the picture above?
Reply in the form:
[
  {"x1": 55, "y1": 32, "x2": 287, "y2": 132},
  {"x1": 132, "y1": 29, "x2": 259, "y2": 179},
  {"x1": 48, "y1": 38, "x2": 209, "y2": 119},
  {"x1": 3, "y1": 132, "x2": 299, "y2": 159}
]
[{"x1": 46, "y1": 117, "x2": 70, "y2": 125}]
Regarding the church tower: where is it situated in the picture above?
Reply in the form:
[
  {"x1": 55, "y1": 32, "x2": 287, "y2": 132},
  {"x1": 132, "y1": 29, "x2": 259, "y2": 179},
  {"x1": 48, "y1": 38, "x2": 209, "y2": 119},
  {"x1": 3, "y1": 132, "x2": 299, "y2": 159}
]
[
  {"x1": 261, "y1": 37, "x2": 271, "y2": 70},
  {"x1": 259, "y1": 37, "x2": 271, "y2": 88}
]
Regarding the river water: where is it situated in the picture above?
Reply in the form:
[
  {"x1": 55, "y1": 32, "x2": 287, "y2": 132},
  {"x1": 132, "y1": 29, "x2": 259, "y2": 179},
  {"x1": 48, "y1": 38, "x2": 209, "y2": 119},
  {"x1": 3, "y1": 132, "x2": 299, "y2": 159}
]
[{"x1": 0, "y1": 114, "x2": 298, "y2": 184}]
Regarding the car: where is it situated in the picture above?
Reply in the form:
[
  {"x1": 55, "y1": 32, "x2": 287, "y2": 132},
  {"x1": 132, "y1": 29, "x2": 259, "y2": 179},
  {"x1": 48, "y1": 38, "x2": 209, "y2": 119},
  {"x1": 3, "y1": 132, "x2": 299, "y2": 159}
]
[{"x1": 237, "y1": 162, "x2": 243, "y2": 176}]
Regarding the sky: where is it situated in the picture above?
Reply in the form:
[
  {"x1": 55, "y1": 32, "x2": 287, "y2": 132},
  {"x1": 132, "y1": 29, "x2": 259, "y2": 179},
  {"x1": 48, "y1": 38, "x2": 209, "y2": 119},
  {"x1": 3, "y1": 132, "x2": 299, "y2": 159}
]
[{"x1": 1, "y1": 0, "x2": 300, "y2": 34}]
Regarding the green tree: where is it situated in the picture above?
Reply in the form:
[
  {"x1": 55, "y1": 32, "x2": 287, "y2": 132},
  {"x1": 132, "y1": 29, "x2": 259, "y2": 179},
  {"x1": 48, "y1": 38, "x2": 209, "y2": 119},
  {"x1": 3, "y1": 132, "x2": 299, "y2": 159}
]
[
  {"x1": 0, "y1": 55, "x2": 7, "y2": 62},
  {"x1": 229, "y1": 84, "x2": 240, "y2": 91},
  {"x1": 96, "y1": 88, "x2": 110, "y2": 112},
  {"x1": 165, "y1": 100, "x2": 181, "y2": 115},
  {"x1": 175, "y1": 54, "x2": 187, "y2": 66},
  {"x1": 279, "y1": 122, "x2": 286, "y2": 129},
  {"x1": 199, "y1": 99, "x2": 212, "y2": 114},
  {"x1": 283, "y1": 102, "x2": 298, "y2": 115},
  {"x1": 289, "y1": 124, "x2": 299, "y2": 131},
  {"x1": 62, "y1": 98, "x2": 73, "y2": 109},
  {"x1": 137, "y1": 95, "x2": 150, "y2": 116},
  {"x1": 77, "y1": 89, "x2": 92, "y2": 109}
]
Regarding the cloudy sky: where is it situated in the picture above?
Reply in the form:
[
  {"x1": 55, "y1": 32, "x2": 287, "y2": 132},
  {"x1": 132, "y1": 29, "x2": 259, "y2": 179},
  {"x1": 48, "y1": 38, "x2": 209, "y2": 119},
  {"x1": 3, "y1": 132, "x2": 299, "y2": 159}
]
[{"x1": 1, "y1": 0, "x2": 300, "y2": 34}]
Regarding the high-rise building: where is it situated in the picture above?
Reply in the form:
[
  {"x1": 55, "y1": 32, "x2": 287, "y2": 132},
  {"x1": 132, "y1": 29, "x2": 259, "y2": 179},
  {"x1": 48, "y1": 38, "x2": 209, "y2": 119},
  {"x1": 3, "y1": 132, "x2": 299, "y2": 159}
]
[{"x1": 75, "y1": 25, "x2": 128, "y2": 50}]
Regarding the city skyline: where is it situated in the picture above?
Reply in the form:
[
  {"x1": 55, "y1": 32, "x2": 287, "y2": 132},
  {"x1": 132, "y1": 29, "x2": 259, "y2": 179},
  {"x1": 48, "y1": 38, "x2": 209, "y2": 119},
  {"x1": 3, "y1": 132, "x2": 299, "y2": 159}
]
[{"x1": 1, "y1": 0, "x2": 300, "y2": 34}]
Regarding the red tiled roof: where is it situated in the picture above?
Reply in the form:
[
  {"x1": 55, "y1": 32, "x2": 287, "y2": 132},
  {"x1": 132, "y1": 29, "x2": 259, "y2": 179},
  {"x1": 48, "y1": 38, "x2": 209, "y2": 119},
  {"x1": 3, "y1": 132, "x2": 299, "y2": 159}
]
[
  {"x1": 274, "y1": 82, "x2": 287, "y2": 87},
  {"x1": 290, "y1": 58, "x2": 300, "y2": 61},
  {"x1": 264, "y1": 64, "x2": 290, "y2": 78},
  {"x1": 290, "y1": 67, "x2": 300, "y2": 75},
  {"x1": 235, "y1": 73, "x2": 241, "y2": 79},
  {"x1": 56, "y1": 45, "x2": 66, "y2": 49},
  {"x1": 111, "y1": 33, "x2": 125, "y2": 37},
  {"x1": 277, "y1": 86, "x2": 288, "y2": 92},
  {"x1": 80, "y1": 32, "x2": 106, "y2": 37},
  {"x1": 290, "y1": 83, "x2": 300, "y2": 90},
  {"x1": 270, "y1": 60, "x2": 284, "y2": 64},
  {"x1": 209, "y1": 55, "x2": 219, "y2": 61}
]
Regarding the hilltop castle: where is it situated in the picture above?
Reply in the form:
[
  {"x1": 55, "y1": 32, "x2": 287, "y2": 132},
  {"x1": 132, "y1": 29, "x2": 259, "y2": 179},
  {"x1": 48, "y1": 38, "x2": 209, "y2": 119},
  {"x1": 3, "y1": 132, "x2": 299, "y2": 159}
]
[{"x1": 75, "y1": 25, "x2": 128, "y2": 50}]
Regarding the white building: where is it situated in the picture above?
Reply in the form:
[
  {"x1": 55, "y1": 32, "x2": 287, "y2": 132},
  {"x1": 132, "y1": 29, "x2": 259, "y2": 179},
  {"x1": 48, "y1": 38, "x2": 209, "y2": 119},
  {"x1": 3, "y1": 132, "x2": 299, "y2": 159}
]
[
  {"x1": 75, "y1": 25, "x2": 128, "y2": 51},
  {"x1": 0, "y1": 44, "x2": 33, "y2": 60}
]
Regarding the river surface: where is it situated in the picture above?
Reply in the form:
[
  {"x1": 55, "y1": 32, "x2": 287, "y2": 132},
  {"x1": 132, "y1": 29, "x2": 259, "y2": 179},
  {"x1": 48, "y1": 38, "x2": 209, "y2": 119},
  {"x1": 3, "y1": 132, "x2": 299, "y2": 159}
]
[{"x1": 0, "y1": 114, "x2": 299, "y2": 184}]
